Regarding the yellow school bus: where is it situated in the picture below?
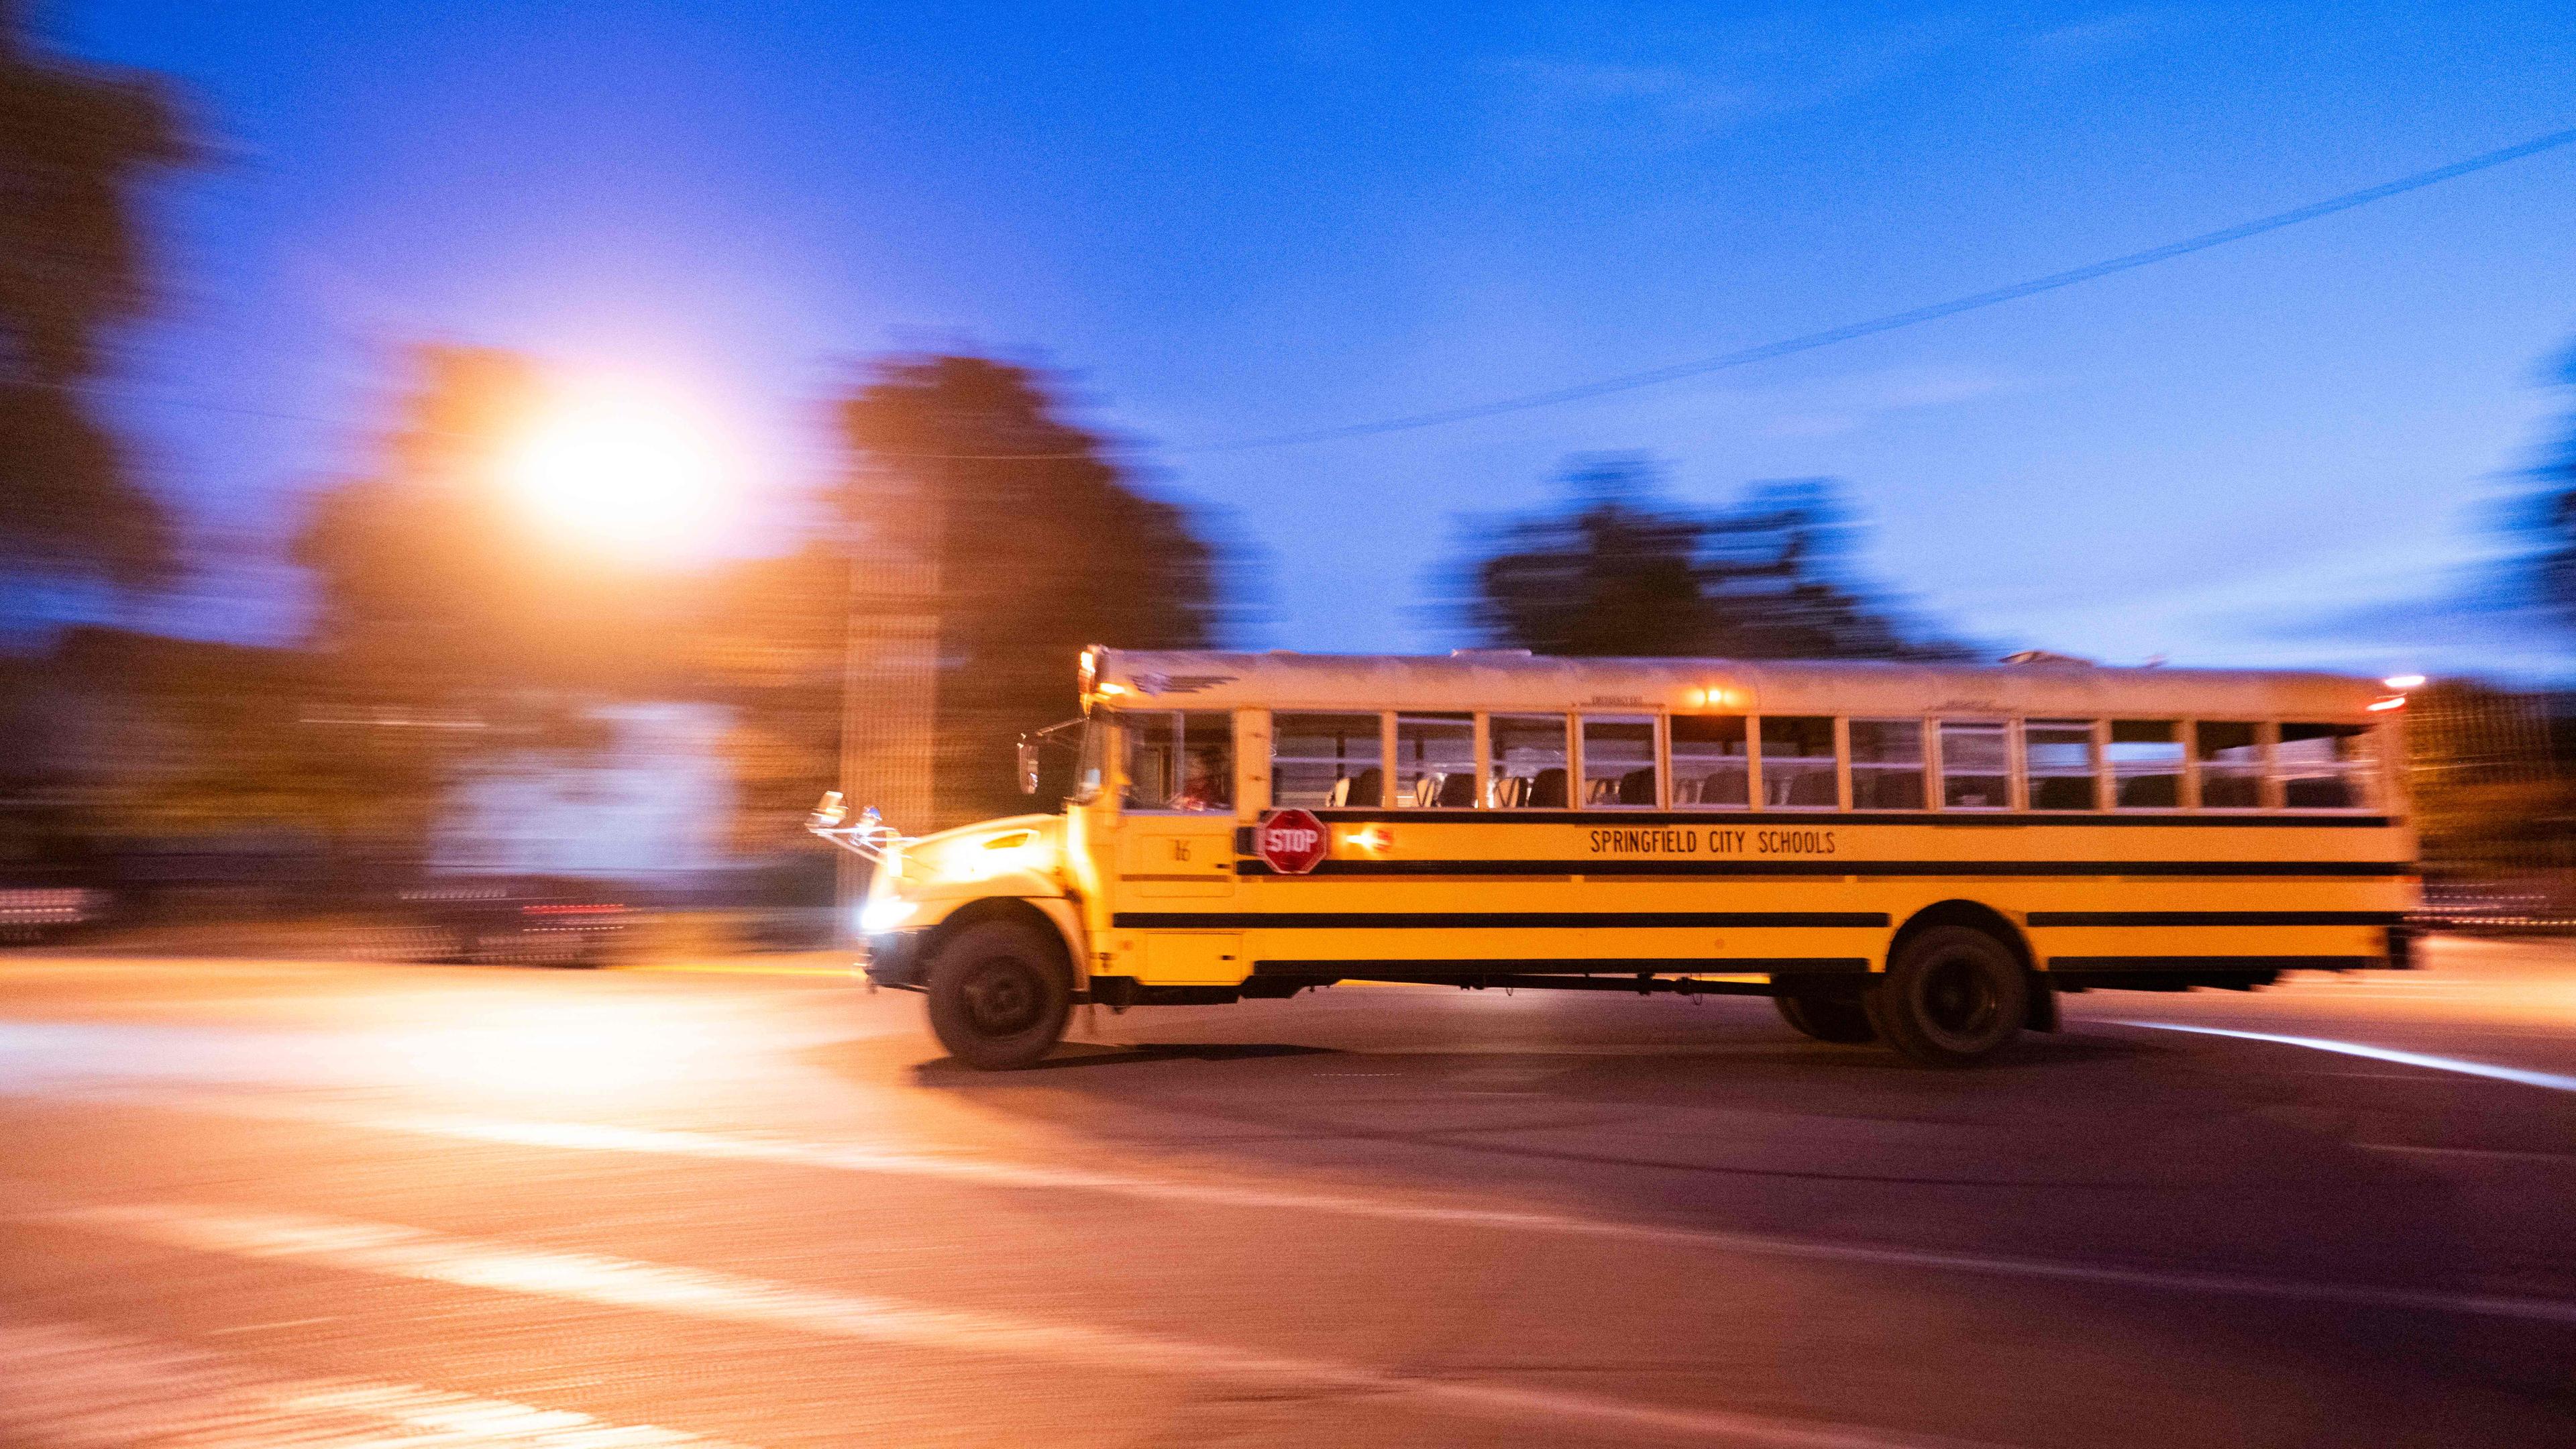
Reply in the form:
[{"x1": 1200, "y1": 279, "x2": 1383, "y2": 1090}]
[{"x1": 827, "y1": 648, "x2": 2416, "y2": 1068}]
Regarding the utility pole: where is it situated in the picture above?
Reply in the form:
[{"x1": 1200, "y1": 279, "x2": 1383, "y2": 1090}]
[{"x1": 835, "y1": 449, "x2": 941, "y2": 941}]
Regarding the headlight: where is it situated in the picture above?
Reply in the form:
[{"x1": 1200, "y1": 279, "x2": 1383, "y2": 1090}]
[{"x1": 859, "y1": 898, "x2": 919, "y2": 934}]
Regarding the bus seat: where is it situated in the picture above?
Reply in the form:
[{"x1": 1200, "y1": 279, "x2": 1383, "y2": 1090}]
[
  {"x1": 1529, "y1": 767, "x2": 1568, "y2": 808},
  {"x1": 1781, "y1": 772, "x2": 1836, "y2": 807},
  {"x1": 1438, "y1": 771, "x2": 1479, "y2": 806},
  {"x1": 1344, "y1": 767, "x2": 1383, "y2": 808},
  {"x1": 1411, "y1": 773, "x2": 1442, "y2": 806},
  {"x1": 1619, "y1": 767, "x2": 1656, "y2": 804},
  {"x1": 1586, "y1": 776, "x2": 1618, "y2": 804},
  {"x1": 1486, "y1": 775, "x2": 1525, "y2": 808}
]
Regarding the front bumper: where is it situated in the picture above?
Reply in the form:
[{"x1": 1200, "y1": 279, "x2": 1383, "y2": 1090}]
[{"x1": 861, "y1": 928, "x2": 930, "y2": 989}]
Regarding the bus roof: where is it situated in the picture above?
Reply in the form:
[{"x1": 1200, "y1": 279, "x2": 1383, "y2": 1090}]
[{"x1": 1087, "y1": 649, "x2": 2393, "y2": 720}]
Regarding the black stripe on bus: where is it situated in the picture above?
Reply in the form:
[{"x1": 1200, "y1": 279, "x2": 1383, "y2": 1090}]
[
  {"x1": 1251, "y1": 958, "x2": 1874, "y2": 977},
  {"x1": 2049, "y1": 956, "x2": 2384, "y2": 973},
  {"x1": 2027, "y1": 910, "x2": 2407, "y2": 928},
  {"x1": 1111, "y1": 910, "x2": 1890, "y2": 930},
  {"x1": 1301, "y1": 810, "x2": 2396, "y2": 828},
  {"x1": 1234, "y1": 859, "x2": 2413, "y2": 879}
]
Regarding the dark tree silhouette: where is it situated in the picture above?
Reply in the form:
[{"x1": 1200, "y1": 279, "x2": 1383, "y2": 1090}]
[
  {"x1": 839, "y1": 354, "x2": 1228, "y2": 825},
  {"x1": 2523, "y1": 351, "x2": 2576, "y2": 635},
  {"x1": 1469, "y1": 458, "x2": 1715, "y2": 657},
  {"x1": 0, "y1": 5, "x2": 197, "y2": 588},
  {"x1": 1464, "y1": 457, "x2": 1970, "y2": 661}
]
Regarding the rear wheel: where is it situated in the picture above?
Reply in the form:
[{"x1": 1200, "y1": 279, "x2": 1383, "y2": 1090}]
[
  {"x1": 1867, "y1": 925, "x2": 2027, "y2": 1067},
  {"x1": 924, "y1": 919, "x2": 1072, "y2": 1070},
  {"x1": 1774, "y1": 992, "x2": 1877, "y2": 1043}
]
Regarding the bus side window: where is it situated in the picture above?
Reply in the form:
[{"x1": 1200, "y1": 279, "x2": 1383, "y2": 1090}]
[
  {"x1": 1670, "y1": 716, "x2": 1750, "y2": 807},
  {"x1": 1489, "y1": 714, "x2": 1569, "y2": 808},
  {"x1": 1848, "y1": 719, "x2": 1927, "y2": 809},
  {"x1": 1124, "y1": 711, "x2": 1232, "y2": 811},
  {"x1": 2278, "y1": 722, "x2": 2373, "y2": 808},
  {"x1": 1273, "y1": 712, "x2": 1383, "y2": 808},
  {"x1": 2024, "y1": 719, "x2": 2100, "y2": 810},
  {"x1": 2196, "y1": 722, "x2": 2263, "y2": 808},
  {"x1": 1760, "y1": 716, "x2": 1838, "y2": 808},
  {"x1": 1120, "y1": 712, "x2": 1180, "y2": 810},
  {"x1": 1581, "y1": 716, "x2": 1658, "y2": 806},
  {"x1": 1395, "y1": 712, "x2": 1476, "y2": 808},
  {"x1": 2109, "y1": 720, "x2": 2182, "y2": 808},
  {"x1": 1939, "y1": 721, "x2": 2009, "y2": 810}
]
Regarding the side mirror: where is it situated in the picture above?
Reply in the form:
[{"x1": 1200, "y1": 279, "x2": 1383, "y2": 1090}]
[
  {"x1": 1016, "y1": 741, "x2": 1041, "y2": 794},
  {"x1": 808, "y1": 790, "x2": 847, "y2": 828}
]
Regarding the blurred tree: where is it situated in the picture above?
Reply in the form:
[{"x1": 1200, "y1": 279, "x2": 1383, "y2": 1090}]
[
  {"x1": 290, "y1": 345, "x2": 689, "y2": 862},
  {"x1": 1468, "y1": 458, "x2": 1714, "y2": 657},
  {"x1": 0, "y1": 3, "x2": 197, "y2": 590},
  {"x1": 1464, "y1": 457, "x2": 1970, "y2": 661},
  {"x1": 2522, "y1": 350, "x2": 2576, "y2": 633},
  {"x1": 835, "y1": 355, "x2": 1227, "y2": 827},
  {"x1": 682, "y1": 541, "x2": 848, "y2": 856}
]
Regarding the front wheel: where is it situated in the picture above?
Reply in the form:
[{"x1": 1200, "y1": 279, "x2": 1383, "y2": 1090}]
[
  {"x1": 924, "y1": 919, "x2": 1072, "y2": 1070},
  {"x1": 1866, "y1": 926, "x2": 2027, "y2": 1067}
]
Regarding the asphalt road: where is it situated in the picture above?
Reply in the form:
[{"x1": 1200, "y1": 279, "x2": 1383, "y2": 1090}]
[{"x1": 3, "y1": 936, "x2": 2573, "y2": 1448}]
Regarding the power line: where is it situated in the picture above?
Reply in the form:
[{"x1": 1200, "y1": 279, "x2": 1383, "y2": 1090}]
[
  {"x1": 93, "y1": 123, "x2": 2576, "y2": 464},
  {"x1": 863, "y1": 122, "x2": 2576, "y2": 460},
  {"x1": 1169, "y1": 123, "x2": 2576, "y2": 455}
]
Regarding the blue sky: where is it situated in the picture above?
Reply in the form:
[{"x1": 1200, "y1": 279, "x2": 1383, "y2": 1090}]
[{"x1": 59, "y1": 1, "x2": 2576, "y2": 678}]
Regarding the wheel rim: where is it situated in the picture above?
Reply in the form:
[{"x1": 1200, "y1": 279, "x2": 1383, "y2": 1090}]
[
  {"x1": 957, "y1": 956, "x2": 1044, "y2": 1036},
  {"x1": 1913, "y1": 952, "x2": 2002, "y2": 1047}
]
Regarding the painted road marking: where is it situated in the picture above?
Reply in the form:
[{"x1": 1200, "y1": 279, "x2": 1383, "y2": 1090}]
[
  {"x1": 2114, "y1": 1022, "x2": 2576, "y2": 1093},
  {"x1": 52, "y1": 1203, "x2": 1997, "y2": 1449},
  {"x1": 0, "y1": 1316, "x2": 751, "y2": 1448},
  {"x1": 623, "y1": 963, "x2": 863, "y2": 977},
  {"x1": 68, "y1": 1090, "x2": 2576, "y2": 1330},
  {"x1": 2362, "y1": 1143, "x2": 2576, "y2": 1165}
]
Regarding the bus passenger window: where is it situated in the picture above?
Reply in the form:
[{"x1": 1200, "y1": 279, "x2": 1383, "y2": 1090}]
[
  {"x1": 1123, "y1": 711, "x2": 1232, "y2": 812},
  {"x1": 1581, "y1": 716, "x2": 1657, "y2": 806},
  {"x1": 1273, "y1": 712, "x2": 1384, "y2": 808},
  {"x1": 1849, "y1": 720, "x2": 1927, "y2": 810},
  {"x1": 2109, "y1": 720, "x2": 2182, "y2": 808},
  {"x1": 1939, "y1": 721, "x2": 2010, "y2": 810},
  {"x1": 2196, "y1": 722, "x2": 2263, "y2": 808},
  {"x1": 1489, "y1": 714, "x2": 1569, "y2": 807},
  {"x1": 1395, "y1": 713, "x2": 1476, "y2": 808},
  {"x1": 2277, "y1": 722, "x2": 2373, "y2": 808},
  {"x1": 1670, "y1": 716, "x2": 1750, "y2": 807},
  {"x1": 1760, "y1": 716, "x2": 1838, "y2": 808},
  {"x1": 2024, "y1": 720, "x2": 2100, "y2": 810}
]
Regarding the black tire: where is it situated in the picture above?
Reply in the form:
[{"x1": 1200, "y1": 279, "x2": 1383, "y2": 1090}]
[
  {"x1": 924, "y1": 919, "x2": 1073, "y2": 1070},
  {"x1": 1775, "y1": 992, "x2": 1878, "y2": 1044},
  {"x1": 1866, "y1": 925, "x2": 2027, "y2": 1067}
]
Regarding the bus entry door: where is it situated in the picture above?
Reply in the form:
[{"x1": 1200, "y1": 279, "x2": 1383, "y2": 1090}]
[{"x1": 1119, "y1": 818, "x2": 1238, "y2": 899}]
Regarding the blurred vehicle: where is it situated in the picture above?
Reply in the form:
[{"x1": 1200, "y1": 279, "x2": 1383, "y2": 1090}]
[
  {"x1": 389, "y1": 877, "x2": 635, "y2": 967},
  {"x1": 0, "y1": 802, "x2": 114, "y2": 946},
  {"x1": 0, "y1": 885, "x2": 109, "y2": 944}
]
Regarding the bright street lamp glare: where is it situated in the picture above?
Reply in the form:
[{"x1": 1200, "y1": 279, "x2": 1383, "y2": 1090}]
[{"x1": 502, "y1": 392, "x2": 729, "y2": 556}]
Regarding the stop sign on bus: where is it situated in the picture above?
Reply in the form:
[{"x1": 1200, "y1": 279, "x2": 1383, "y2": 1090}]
[{"x1": 1254, "y1": 808, "x2": 1328, "y2": 874}]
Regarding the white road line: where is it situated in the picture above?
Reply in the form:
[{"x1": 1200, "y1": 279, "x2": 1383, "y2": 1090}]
[
  {"x1": 2362, "y1": 1143, "x2": 2576, "y2": 1165},
  {"x1": 2113, "y1": 1022, "x2": 2576, "y2": 1093},
  {"x1": 63, "y1": 1090, "x2": 2576, "y2": 1330},
  {"x1": 50, "y1": 1203, "x2": 1996, "y2": 1449},
  {"x1": 0, "y1": 1316, "x2": 750, "y2": 1448}
]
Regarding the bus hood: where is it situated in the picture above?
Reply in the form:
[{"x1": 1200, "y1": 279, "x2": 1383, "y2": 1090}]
[{"x1": 887, "y1": 814, "x2": 1067, "y2": 898}]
